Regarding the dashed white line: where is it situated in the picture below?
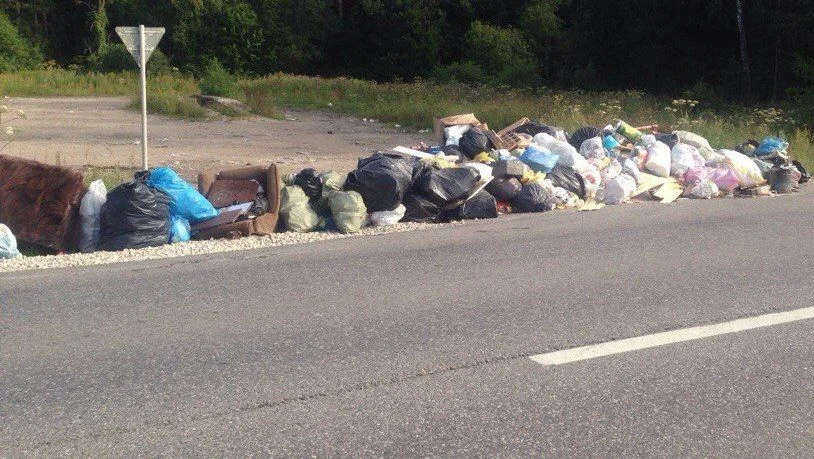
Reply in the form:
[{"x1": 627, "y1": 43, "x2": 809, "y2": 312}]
[{"x1": 530, "y1": 306, "x2": 814, "y2": 366}]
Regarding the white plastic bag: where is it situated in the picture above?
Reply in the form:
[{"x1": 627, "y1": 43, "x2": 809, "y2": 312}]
[
  {"x1": 79, "y1": 179, "x2": 107, "y2": 253},
  {"x1": 460, "y1": 162, "x2": 493, "y2": 185},
  {"x1": 720, "y1": 149, "x2": 766, "y2": 188},
  {"x1": 670, "y1": 143, "x2": 705, "y2": 177},
  {"x1": 603, "y1": 174, "x2": 637, "y2": 205},
  {"x1": 675, "y1": 131, "x2": 723, "y2": 162},
  {"x1": 579, "y1": 136, "x2": 606, "y2": 159},
  {"x1": 580, "y1": 168, "x2": 602, "y2": 198},
  {"x1": 534, "y1": 132, "x2": 591, "y2": 172},
  {"x1": 0, "y1": 224, "x2": 22, "y2": 259},
  {"x1": 369, "y1": 204, "x2": 406, "y2": 226},
  {"x1": 444, "y1": 125, "x2": 471, "y2": 146},
  {"x1": 643, "y1": 136, "x2": 671, "y2": 177},
  {"x1": 689, "y1": 179, "x2": 720, "y2": 199}
]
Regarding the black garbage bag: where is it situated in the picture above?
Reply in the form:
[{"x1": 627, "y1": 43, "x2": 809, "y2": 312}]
[
  {"x1": 443, "y1": 190, "x2": 498, "y2": 222},
  {"x1": 655, "y1": 133, "x2": 679, "y2": 149},
  {"x1": 293, "y1": 168, "x2": 323, "y2": 202},
  {"x1": 345, "y1": 152, "x2": 413, "y2": 212},
  {"x1": 792, "y1": 160, "x2": 810, "y2": 184},
  {"x1": 511, "y1": 182, "x2": 554, "y2": 213},
  {"x1": 547, "y1": 164, "x2": 587, "y2": 199},
  {"x1": 513, "y1": 121, "x2": 560, "y2": 138},
  {"x1": 443, "y1": 144, "x2": 464, "y2": 158},
  {"x1": 568, "y1": 126, "x2": 601, "y2": 150},
  {"x1": 769, "y1": 166, "x2": 798, "y2": 193},
  {"x1": 99, "y1": 181, "x2": 171, "y2": 251},
  {"x1": 485, "y1": 177, "x2": 522, "y2": 201},
  {"x1": 402, "y1": 192, "x2": 443, "y2": 223},
  {"x1": 459, "y1": 127, "x2": 492, "y2": 159},
  {"x1": 413, "y1": 167, "x2": 480, "y2": 208}
]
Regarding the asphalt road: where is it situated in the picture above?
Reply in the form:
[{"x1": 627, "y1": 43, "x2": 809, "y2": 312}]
[{"x1": 2, "y1": 192, "x2": 813, "y2": 455}]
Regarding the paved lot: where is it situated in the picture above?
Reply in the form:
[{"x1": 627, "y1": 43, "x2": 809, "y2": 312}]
[{"x1": 2, "y1": 192, "x2": 813, "y2": 455}]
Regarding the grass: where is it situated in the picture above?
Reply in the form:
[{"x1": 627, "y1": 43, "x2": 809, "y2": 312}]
[
  {"x1": 1, "y1": 69, "x2": 812, "y2": 168},
  {"x1": 81, "y1": 166, "x2": 138, "y2": 190}
]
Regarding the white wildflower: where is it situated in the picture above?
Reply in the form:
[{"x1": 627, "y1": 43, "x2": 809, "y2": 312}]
[
  {"x1": 17, "y1": 109, "x2": 26, "y2": 119},
  {"x1": 6, "y1": 126, "x2": 14, "y2": 137}
]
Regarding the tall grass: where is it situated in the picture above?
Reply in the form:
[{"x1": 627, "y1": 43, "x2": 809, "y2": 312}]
[{"x1": 1, "y1": 69, "x2": 811, "y2": 169}]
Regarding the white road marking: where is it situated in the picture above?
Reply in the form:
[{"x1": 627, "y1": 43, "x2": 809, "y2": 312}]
[{"x1": 530, "y1": 306, "x2": 814, "y2": 366}]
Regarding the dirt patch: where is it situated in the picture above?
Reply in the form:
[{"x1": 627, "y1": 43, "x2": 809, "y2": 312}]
[{"x1": 5, "y1": 97, "x2": 431, "y2": 179}]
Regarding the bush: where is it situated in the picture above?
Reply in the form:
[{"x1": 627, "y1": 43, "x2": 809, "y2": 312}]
[
  {"x1": 199, "y1": 58, "x2": 242, "y2": 99},
  {"x1": 0, "y1": 12, "x2": 43, "y2": 72},
  {"x1": 464, "y1": 21, "x2": 539, "y2": 88},
  {"x1": 430, "y1": 61, "x2": 486, "y2": 85}
]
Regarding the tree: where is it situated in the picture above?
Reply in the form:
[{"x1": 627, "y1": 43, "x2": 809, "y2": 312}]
[{"x1": 736, "y1": 0, "x2": 752, "y2": 103}]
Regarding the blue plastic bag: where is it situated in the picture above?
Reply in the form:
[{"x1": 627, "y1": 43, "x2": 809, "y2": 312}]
[
  {"x1": 169, "y1": 216, "x2": 191, "y2": 243},
  {"x1": 519, "y1": 145, "x2": 560, "y2": 173},
  {"x1": 754, "y1": 137, "x2": 788, "y2": 157},
  {"x1": 146, "y1": 167, "x2": 218, "y2": 222}
]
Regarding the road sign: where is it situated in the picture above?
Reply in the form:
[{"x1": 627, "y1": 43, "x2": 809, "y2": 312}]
[
  {"x1": 115, "y1": 26, "x2": 165, "y2": 171},
  {"x1": 115, "y1": 26, "x2": 165, "y2": 68}
]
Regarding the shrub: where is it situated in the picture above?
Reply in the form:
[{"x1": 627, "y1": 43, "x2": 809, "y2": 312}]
[
  {"x1": 199, "y1": 58, "x2": 242, "y2": 99},
  {"x1": 430, "y1": 61, "x2": 486, "y2": 85},
  {"x1": 0, "y1": 12, "x2": 43, "y2": 72},
  {"x1": 464, "y1": 21, "x2": 539, "y2": 88}
]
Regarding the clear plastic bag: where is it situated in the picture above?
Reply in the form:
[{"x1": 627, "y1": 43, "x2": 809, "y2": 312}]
[{"x1": 79, "y1": 179, "x2": 107, "y2": 253}]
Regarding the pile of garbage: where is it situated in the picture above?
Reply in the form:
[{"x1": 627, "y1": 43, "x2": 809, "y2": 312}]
[
  {"x1": 0, "y1": 113, "x2": 809, "y2": 260},
  {"x1": 277, "y1": 114, "x2": 809, "y2": 234}
]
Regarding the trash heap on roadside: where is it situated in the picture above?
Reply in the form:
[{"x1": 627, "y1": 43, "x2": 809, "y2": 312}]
[{"x1": 0, "y1": 112, "x2": 810, "y2": 259}]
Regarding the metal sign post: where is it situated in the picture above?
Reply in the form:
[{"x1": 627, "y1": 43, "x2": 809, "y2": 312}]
[{"x1": 115, "y1": 25, "x2": 165, "y2": 171}]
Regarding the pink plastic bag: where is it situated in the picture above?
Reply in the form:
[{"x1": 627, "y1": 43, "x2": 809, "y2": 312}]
[{"x1": 684, "y1": 167, "x2": 739, "y2": 192}]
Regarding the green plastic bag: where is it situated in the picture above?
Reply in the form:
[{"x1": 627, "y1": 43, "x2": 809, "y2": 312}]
[
  {"x1": 330, "y1": 190, "x2": 367, "y2": 234},
  {"x1": 280, "y1": 185, "x2": 319, "y2": 232},
  {"x1": 314, "y1": 171, "x2": 347, "y2": 215}
]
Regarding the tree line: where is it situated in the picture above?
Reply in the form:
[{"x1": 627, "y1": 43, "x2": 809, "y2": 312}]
[{"x1": 2, "y1": 0, "x2": 814, "y2": 108}]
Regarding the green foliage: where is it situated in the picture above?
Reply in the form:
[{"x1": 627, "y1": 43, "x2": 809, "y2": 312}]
[
  {"x1": 129, "y1": 92, "x2": 208, "y2": 120},
  {"x1": 0, "y1": 11, "x2": 43, "y2": 72},
  {"x1": 464, "y1": 21, "x2": 538, "y2": 87},
  {"x1": 199, "y1": 58, "x2": 242, "y2": 99},
  {"x1": 430, "y1": 61, "x2": 487, "y2": 85},
  {"x1": 789, "y1": 55, "x2": 814, "y2": 129},
  {"x1": 174, "y1": 0, "x2": 264, "y2": 74}
]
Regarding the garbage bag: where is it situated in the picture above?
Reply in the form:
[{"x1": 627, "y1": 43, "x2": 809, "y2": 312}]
[
  {"x1": 79, "y1": 179, "x2": 107, "y2": 253},
  {"x1": 580, "y1": 169, "x2": 602, "y2": 198},
  {"x1": 621, "y1": 157, "x2": 642, "y2": 183},
  {"x1": 413, "y1": 167, "x2": 480, "y2": 208},
  {"x1": 670, "y1": 143, "x2": 705, "y2": 177},
  {"x1": 769, "y1": 165, "x2": 798, "y2": 193},
  {"x1": 684, "y1": 167, "x2": 739, "y2": 192},
  {"x1": 547, "y1": 165, "x2": 587, "y2": 199},
  {"x1": 330, "y1": 190, "x2": 367, "y2": 233},
  {"x1": 675, "y1": 131, "x2": 720, "y2": 162},
  {"x1": 603, "y1": 173, "x2": 636, "y2": 205},
  {"x1": 755, "y1": 137, "x2": 789, "y2": 159},
  {"x1": 280, "y1": 185, "x2": 320, "y2": 233},
  {"x1": 293, "y1": 168, "x2": 324, "y2": 202},
  {"x1": 579, "y1": 137, "x2": 606, "y2": 160},
  {"x1": 519, "y1": 144, "x2": 559, "y2": 173},
  {"x1": 485, "y1": 177, "x2": 522, "y2": 201},
  {"x1": 568, "y1": 126, "x2": 601, "y2": 150},
  {"x1": 402, "y1": 192, "x2": 443, "y2": 223},
  {"x1": 792, "y1": 160, "x2": 810, "y2": 184},
  {"x1": 655, "y1": 132, "x2": 680, "y2": 149},
  {"x1": 533, "y1": 133, "x2": 589, "y2": 171},
  {"x1": 321, "y1": 170, "x2": 346, "y2": 193},
  {"x1": 492, "y1": 159, "x2": 526, "y2": 179},
  {"x1": 444, "y1": 125, "x2": 471, "y2": 146},
  {"x1": 603, "y1": 134, "x2": 621, "y2": 153},
  {"x1": 514, "y1": 121, "x2": 551, "y2": 137},
  {"x1": 642, "y1": 135, "x2": 671, "y2": 177},
  {"x1": 511, "y1": 182, "x2": 553, "y2": 213},
  {"x1": 443, "y1": 190, "x2": 498, "y2": 221},
  {"x1": 752, "y1": 157, "x2": 774, "y2": 179},
  {"x1": 169, "y1": 215, "x2": 191, "y2": 243},
  {"x1": 458, "y1": 126, "x2": 492, "y2": 159},
  {"x1": 345, "y1": 152, "x2": 413, "y2": 212},
  {"x1": 720, "y1": 149, "x2": 766, "y2": 188},
  {"x1": 146, "y1": 167, "x2": 218, "y2": 223},
  {"x1": 99, "y1": 182, "x2": 171, "y2": 251},
  {"x1": 0, "y1": 223, "x2": 22, "y2": 259},
  {"x1": 369, "y1": 204, "x2": 406, "y2": 227},
  {"x1": 460, "y1": 162, "x2": 493, "y2": 185},
  {"x1": 689, "y1": 180, "x2": 720, "y2": 199}
]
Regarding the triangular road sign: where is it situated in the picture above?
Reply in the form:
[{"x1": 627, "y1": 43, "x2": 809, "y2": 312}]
[{"x1": 115, "y1": 26, "x2": 165, "y2": 68}]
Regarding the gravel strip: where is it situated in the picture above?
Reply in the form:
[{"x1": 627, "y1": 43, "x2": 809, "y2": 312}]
[{"x1": 0, "y1": 221, "x2": 465, "y2": 274}]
